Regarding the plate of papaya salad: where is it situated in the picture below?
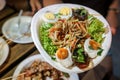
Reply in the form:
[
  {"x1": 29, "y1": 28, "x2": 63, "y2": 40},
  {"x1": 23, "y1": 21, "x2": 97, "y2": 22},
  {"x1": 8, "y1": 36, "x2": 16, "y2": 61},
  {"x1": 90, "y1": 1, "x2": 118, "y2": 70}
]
[{"x1": 31, "y1": 4, "x2": 112, "y2": 73}]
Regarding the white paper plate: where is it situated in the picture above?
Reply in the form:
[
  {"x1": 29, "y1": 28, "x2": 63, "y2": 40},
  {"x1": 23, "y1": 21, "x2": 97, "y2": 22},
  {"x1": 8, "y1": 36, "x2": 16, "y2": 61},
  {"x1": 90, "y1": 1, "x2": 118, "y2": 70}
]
[
  {"x1": 13, "y1": 54, "x2": 79, "y2": 80},
  {"x1": 0, "y1": 37, "x2": 9, "y2": 66},
  {"x1": 31, "y1": 4, "x2": 112, "y2": 73},
  {"x1": 2, "y1": 16, "x2": 33, "y2": 44}
]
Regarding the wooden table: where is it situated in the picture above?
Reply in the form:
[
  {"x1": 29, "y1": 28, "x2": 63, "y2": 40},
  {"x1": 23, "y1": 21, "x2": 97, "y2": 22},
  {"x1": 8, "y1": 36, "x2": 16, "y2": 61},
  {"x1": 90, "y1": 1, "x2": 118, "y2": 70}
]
[{"x1": 0, "y1": 6, "x2": 110, "y2": 80}]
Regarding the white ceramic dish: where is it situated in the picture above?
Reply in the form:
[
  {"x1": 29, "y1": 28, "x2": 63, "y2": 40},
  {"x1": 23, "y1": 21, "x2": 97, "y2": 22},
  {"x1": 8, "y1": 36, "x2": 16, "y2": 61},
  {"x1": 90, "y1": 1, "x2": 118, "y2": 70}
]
[
  {"x1": 2, "y1": 16, "x2": 33, "y2": 44},
  {"x1": 13, "y1": 54, "x2": 79, "y2": 80},
  {"x1": 31, "y1": 4, "x2": 112, "y2": 73},
  {"x1": 0, "y1": 37, "x2": 9, "y2": 66}
]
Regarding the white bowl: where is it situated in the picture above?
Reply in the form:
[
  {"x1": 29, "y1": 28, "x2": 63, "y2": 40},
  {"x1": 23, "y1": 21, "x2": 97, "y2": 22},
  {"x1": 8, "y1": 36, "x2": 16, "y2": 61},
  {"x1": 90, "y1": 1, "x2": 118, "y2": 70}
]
[
  {"x1": 13, "y1": 54, "x2": 79, "y2": 80},
  {"x1": 31, "y1": 4, "x2": 112, "y2": 73}
]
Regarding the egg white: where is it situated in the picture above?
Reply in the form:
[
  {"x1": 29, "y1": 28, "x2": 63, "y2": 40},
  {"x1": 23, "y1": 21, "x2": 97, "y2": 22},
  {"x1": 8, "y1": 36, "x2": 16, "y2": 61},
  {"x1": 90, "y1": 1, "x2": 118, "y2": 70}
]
[
  {"x1": 84, "y1": 38, "x2": 98, "y2": 58},
  {"x1": 56, "y1": 47, "x2": 73, "y2": 67}
]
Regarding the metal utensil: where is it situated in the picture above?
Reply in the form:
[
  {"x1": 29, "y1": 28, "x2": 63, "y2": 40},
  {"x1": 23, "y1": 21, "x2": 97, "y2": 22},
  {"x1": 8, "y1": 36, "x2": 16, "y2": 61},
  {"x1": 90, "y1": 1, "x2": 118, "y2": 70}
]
[{"x1": 17, "y1": 9, "x2": 23, "y2": 28}]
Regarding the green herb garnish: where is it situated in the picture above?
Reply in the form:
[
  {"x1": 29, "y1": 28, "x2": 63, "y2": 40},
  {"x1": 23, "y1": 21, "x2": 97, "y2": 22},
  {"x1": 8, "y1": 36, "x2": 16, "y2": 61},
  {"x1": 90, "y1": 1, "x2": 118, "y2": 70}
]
[{"x1": 97, "y1": 48, "x2": 104, "y2": 56}]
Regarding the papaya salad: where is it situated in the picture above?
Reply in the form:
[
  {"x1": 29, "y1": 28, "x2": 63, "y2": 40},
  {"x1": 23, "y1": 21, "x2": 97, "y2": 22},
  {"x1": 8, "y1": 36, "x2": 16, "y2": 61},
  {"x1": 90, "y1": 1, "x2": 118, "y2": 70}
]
[{"x1": 39, "y1": 7, "x2": 106, "y2": 69}]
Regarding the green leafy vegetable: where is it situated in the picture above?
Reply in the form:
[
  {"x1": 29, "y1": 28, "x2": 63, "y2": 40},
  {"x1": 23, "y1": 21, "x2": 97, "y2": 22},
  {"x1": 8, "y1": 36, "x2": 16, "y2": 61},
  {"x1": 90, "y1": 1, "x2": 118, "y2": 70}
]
[
  {"x1": 97, "y1": 48, "x2": 104, "y2": 56},
  {"x1": 55, "y1": 13, "x2": 61, "y2": 18},
  {"x1": 51, "y1": 56, "x2": 56, "y2": 60},
  {"x1": 73, "y1": 47, "x2": 85, "y2": 63},
  {"x1": 88, "y1": 16, "x2": 105, "y2": 43},
  {"x1": 63, "y1": 72, "x2": 70, "y2": 78},
  {"x1": 40, "y1": 23, "x2": 57, "y2": 56},
  {"x1": 88, "y1": 46, "x2": 94, "y2": 50}
]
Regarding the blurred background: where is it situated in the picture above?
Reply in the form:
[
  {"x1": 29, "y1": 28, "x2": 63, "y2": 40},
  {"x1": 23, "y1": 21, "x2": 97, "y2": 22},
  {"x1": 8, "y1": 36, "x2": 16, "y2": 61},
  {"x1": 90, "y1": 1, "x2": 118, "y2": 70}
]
[{"x1": 111, "y1": 7, "x2": 120, "y2": 80}]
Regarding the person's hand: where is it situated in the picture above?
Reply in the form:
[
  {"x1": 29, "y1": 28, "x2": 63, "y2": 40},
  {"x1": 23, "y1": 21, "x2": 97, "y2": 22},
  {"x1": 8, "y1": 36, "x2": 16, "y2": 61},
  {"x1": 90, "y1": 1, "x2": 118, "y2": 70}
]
[
  {"x1": 0, "y1": 0, "x2": 6, "y2": 11},
  {"x1": 110, "y1": 26, "x2": 117, "y2": 35},
  {"x1": 30, "y1": 0, "x2": 42, "y2": 14},
  {"x1": 106, "y1": 10, "x2": 118, "y2": 35}
]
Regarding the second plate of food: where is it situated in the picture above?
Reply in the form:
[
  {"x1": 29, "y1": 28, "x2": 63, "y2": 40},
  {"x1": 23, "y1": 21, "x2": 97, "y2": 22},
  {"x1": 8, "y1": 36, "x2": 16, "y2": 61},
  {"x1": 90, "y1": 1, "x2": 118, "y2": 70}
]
[{"x1": 13, "y1": 54, "x2": 79, "y2": 80}]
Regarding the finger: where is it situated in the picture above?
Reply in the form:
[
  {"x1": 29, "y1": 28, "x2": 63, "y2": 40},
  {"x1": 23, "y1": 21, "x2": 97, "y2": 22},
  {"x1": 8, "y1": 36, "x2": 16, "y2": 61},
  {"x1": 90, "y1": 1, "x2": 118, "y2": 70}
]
[
  {"x1": 30, "y1": 0, "x2": 36, "y2": 14},
  {"x1": 23, "y1": 11, "x2": 34, "y2": 16},
  {"x1": 111, "y1": 27, "x2": 116, "y2": 35},
  {"x1": 35, "y1": 0, "x2": 42, "y2": 11}
]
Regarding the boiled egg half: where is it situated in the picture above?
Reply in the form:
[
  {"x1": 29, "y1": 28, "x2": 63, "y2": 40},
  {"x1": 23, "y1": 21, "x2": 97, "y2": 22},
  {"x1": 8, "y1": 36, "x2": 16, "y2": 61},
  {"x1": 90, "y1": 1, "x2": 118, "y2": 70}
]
[
  {"x1": 59, "y1": 6, "x2": 72, "y2": 20},
  {"x1": 56, "y1": 47, "x2": 73, "y2": 67},
  {"x1": 42, "y1": 12, "x2": 58, "y2": 23},
  {"x1": 84, "y1": 38, "x2": 100, "y2": 58}
]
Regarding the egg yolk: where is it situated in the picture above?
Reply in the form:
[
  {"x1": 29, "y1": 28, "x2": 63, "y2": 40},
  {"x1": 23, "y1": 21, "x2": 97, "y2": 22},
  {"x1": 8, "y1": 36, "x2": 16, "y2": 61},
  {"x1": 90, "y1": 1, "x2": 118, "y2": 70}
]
[
  {"x1": 56, "y1": 48, "x2": 68, "y2": 59},
  {"x1": 89, "y1": 40, "x2": 100, "y2": 50},
  {"x1": 44, "y1": 12, "x2": 55, "y2": 20},
  {"x1": 59, "y1": 7, "x2": 70, "y2": 16}
]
